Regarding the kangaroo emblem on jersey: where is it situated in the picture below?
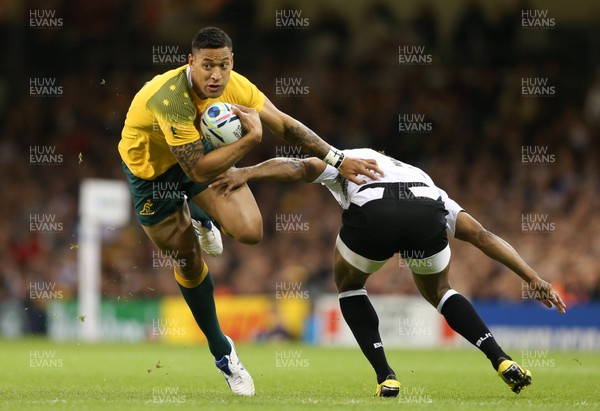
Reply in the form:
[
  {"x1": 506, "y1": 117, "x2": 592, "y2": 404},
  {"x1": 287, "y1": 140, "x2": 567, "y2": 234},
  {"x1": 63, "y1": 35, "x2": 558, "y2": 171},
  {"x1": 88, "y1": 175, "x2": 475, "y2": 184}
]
[{"x1": 140, "y1": 199, "x2": 155, "y2": 216}]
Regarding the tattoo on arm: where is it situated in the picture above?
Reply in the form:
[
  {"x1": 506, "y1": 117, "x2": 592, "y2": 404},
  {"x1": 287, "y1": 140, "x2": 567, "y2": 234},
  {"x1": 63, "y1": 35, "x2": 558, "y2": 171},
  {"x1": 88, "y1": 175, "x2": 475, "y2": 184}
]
[
  {"x1": 254, "y1": 157, "x2": 306, "y2": 180},
  {"x1": 282, "y1": 123, "x2": 329, "y2": 158},
  {"x1": 281, "y1": 157, "x2": 306, "y2": 178},
  {"x1": 278, "y1": 157, "x2": 304, "y2": 171},
  {"x1": 169, "y1": 140, "x2": 204, "y2": 177}
]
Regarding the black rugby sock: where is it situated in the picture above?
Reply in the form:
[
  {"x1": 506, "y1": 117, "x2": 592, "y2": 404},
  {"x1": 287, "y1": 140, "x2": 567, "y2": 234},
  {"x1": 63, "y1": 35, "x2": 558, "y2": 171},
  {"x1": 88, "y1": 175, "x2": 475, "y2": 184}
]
[
  {"x1": 439, "y1": 291, "x2": 511, "y2": 371},
  {"x1": 339, "y1": 291, "x2": 395, "y2": 384}
]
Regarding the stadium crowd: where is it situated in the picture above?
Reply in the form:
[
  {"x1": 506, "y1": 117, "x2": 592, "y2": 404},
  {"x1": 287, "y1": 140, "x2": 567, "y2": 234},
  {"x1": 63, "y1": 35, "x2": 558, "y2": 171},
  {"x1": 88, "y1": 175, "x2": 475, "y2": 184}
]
[{"x1": 1, "y1": 0, "x2": 599, "y2": 329}]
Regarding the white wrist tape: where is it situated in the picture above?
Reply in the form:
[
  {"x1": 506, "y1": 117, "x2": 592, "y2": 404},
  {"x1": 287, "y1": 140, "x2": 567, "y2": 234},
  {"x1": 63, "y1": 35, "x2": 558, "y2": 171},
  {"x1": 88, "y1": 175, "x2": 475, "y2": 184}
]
[{"x1": 323, "y1": 147, "x2": 345, "y2": 168}]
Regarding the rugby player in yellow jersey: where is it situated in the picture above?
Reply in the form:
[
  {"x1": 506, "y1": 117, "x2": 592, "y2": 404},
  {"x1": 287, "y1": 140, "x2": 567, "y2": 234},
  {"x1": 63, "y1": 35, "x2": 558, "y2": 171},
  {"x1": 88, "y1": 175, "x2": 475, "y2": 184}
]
[{"x1": 118, "y1": 27, "x2": 382, "y2": 396}]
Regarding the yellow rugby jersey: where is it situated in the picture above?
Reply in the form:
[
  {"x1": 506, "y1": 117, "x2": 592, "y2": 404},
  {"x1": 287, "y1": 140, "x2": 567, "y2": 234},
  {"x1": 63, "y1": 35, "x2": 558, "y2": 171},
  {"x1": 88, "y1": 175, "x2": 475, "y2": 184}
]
[{"x1": 119, "y1": 65, "x2": 265, "y2": 179}]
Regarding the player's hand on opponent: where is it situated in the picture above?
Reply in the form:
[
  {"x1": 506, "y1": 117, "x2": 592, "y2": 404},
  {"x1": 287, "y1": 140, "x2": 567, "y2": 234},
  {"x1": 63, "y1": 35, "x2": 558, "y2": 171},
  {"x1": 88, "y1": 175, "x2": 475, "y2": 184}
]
[
  {"x1": 210, "y1": 167, "x2": 249, "y2": 197},
  {"x1": 338, "y1": 157, "x2": 384, "y2": 184},
  {"x1": 231, "y1": 104, "x2": 262, "y2": 146},
  {"x1": 526, "y1": 277, "x2": 567, "y2": 314}
]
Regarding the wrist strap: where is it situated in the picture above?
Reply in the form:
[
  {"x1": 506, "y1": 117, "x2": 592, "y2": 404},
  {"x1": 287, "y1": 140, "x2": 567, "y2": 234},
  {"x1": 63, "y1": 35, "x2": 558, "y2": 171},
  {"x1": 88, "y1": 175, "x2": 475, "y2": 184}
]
[{"x1": 323, "y1": 147, "x2": 345, "y2": 168}]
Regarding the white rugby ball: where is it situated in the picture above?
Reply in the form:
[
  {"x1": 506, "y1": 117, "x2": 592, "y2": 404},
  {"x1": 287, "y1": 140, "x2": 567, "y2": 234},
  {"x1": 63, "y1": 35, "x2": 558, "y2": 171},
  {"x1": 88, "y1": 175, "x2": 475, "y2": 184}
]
[{"x1": 200, "y1": 102, "x2": 245, "y2": 152}]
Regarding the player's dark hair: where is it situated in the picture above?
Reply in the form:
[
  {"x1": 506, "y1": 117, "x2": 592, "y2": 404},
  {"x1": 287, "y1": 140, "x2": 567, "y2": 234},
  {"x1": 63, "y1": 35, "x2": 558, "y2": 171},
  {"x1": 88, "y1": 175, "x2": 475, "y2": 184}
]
[{"x1": 191, "y1": 27, "x2": 233, "y2": 51}]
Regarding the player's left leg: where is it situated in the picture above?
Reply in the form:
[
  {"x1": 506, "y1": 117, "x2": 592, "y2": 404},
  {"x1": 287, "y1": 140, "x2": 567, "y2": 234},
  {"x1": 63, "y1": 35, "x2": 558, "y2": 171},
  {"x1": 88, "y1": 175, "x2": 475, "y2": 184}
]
[
  {"x1": 411, "y1": 264, "x2": 532, "y2": 393},
  {"x1": 333, "y1": 242, "x2": 400, "y2": 397}
]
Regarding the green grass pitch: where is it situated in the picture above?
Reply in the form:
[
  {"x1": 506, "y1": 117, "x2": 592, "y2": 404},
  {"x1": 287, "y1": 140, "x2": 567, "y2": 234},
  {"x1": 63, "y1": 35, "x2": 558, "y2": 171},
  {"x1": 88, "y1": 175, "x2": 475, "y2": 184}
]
[{"x1": 1, "y1": 338, "x2": 598, "y2": 410}]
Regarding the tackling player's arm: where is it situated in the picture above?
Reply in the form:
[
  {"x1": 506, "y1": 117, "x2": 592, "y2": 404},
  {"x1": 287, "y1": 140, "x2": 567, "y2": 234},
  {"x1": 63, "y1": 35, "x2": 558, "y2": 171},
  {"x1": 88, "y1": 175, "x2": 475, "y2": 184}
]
[
  {"x1": 455, "y1": 211, "x2": 566, "y2": 314},
  {"x1": 169, "y1": 105, "x2": 262, "y2": 184},
  {"x1": 209, "y1": 157, "x2": 326, "y2": 196},
  {"x1": 258, "y1": 97, "x2": 382, "y2": 184}
]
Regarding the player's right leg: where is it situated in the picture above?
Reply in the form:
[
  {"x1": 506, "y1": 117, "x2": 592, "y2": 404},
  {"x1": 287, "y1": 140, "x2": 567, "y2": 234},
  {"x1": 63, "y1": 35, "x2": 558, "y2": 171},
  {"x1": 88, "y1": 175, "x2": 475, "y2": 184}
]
[
  {"x1": 411, "y1": 263, "x2": 531, "y2": 394},
  {"x1": 122, "y1": 163, "x2": 254, "y2": 395},
  {"x1": 141, "y1": 205, "x2": 254, "y2": 395},
  {"x1": 333, "y1": 241, "x2": 400, "y2": 398}
]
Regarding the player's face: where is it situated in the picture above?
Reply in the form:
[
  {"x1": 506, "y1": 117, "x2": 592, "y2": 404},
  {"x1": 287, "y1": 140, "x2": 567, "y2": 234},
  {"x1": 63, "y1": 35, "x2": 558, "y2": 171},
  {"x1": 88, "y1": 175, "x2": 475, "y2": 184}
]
[{"x1": 188, "y1": 47, "x2": 234, "y2": 99}]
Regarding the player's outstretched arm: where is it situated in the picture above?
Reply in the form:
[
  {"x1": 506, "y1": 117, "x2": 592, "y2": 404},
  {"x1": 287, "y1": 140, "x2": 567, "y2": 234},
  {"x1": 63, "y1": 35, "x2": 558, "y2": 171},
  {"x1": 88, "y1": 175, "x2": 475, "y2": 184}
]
[
  {"x1": 209, "y1": 157, "x2": 326, "y2": 196},
  {"x1": 455, "y1": 211, "x2": 567, "y2": 314},
  {"x1": 169, "y1": 105, "x2": 262, "y2": 184},
  {"x1": 258, "y1": 97, "x2": 382, "y2": 184}
]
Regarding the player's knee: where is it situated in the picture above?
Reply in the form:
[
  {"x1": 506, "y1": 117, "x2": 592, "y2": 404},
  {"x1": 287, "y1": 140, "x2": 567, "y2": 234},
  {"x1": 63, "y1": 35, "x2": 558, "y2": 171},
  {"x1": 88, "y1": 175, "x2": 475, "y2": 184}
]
[
  {"x1": 230, "y1": 224, "x2": 263, "y2": 245},
  {"x1": 432, "y1": 286, "x2": 451, "y2": 307},
  {"x1": 335, "y1": 271, "x2": 367, "y2": 292},
  {"x1": 336, "y1": 279, "x2": 365, "y2": 293}
]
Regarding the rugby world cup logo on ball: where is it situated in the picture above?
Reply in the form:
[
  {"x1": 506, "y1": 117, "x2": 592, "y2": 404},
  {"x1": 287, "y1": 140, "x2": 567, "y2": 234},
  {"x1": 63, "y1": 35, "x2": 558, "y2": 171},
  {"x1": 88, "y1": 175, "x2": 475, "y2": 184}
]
[{"x1": 200, "y1": 102, "x2": 246, "y2": 152}]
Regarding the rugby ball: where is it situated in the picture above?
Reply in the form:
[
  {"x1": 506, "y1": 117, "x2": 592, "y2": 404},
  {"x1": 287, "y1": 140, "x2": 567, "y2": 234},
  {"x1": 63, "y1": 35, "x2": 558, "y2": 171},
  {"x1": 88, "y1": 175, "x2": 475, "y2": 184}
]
[{"x1": 200, "y1": 102, "x2": 245, "y2": 152}]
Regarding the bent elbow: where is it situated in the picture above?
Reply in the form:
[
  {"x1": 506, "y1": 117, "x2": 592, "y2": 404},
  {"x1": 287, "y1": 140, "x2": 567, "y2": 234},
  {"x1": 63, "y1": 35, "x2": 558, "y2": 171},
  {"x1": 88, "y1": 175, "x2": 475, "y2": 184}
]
[
  {"x1": 187, "y1": 168, "x2": 212, "y2": 185},
  {"x1": 474, "y1": 228, "x2": 494, "y2": 248}
]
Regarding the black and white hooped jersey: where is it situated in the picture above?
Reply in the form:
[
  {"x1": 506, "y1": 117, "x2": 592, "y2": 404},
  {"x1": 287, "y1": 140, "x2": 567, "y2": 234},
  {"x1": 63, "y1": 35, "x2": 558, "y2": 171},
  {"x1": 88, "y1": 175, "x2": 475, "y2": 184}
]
[{"x1": 312, "y1": 148, "x2": 463, "y2": 237}]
